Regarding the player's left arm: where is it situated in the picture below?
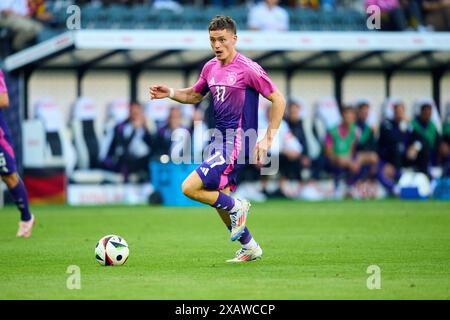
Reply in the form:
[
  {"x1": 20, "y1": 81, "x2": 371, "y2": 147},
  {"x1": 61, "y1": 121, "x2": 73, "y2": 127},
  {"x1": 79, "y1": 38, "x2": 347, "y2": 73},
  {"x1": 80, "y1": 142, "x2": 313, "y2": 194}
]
[
  {"x1": 255, "y1": 89, "x2": 286, "y2": 165},
  {"x1": 0, "y1": 92, "x2": 9, "y2": 108}
]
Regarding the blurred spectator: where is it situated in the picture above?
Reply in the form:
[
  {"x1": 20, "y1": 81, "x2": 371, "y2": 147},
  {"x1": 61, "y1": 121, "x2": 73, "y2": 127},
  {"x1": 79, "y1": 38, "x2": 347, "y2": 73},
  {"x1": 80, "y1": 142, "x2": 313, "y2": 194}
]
[
  {"x1": 179, "y1": 103, "x2": 195, "y2": 129},
  {"x1": 313, "y1": 96, "x2": 342, "y2": 143},
  {"x1": 190, "y1": 107, "x2": 210, "y2": 163},
  {"x1": 28, "y1": 0, "x2": 53, "y2": 24},
  {"x1": 101, "y1": 101, "x2": 155, "y2": 182},
  {"x1": 145, "y1": 99, "x2": 170, "y2": 130},
  {"x1": 277, "y1": 121, "x2": 304, "y2": 197},
  {"x1": 152, "y1": 0, "x2": 183, "y2": 13},
  {"x1": 298, "y1": 0, "x2": 321, "y2": 9},
  {"x1": 355, "y1": 101, "x2": 378, "y2": 177},
  {"x1": 325, "y1": 106, "x2": 358, "y2": 172},
  {"x1": 309, "y1": 97, "x2": 343, "y2": 179},
  {"x1": 422, "y1": 0, "x2": 450, "y2": 31},
  {"x1": 156, "y1": 106, "x2": 190, "y2": 161},
  {"x1": 260, "y1": 107, "x2": 303, "y2": 198},
  {"x1": 377, "y1": 101, "x2": 411, "y2": 194},
  {"x1": 410, "y1": 102, "x2": 441, "y2": 176},
  {"x1": 364, "y1": 0, "x2": 425, "y2": 30},
  {"x1": 278, "y1": 124, "x2": 303, "y2": 181},
  {"x1": 248, "y1": 0, "x2": 289, "y2": 31},
  {"x1": 325, "y1": 106, "x2": 361, "y2": 194},
  {"x1": 365, "y1": 0, "x2": 406, "y2": 30},
  {"x1": 356, "y1": 101, "x2": 377, "y2": 150},
  {"x1": 401, "y1": 0, "x2": 426, "y2": 30},
  {"x1": 440, "y1": 111, "x2": 450, "y2": 176},
  {"x1": 0, "y1": 0, "x2": 43, "y2": 51},
  {"x1": 285, "y1": 100, "x2": 312, "y2": 179}
]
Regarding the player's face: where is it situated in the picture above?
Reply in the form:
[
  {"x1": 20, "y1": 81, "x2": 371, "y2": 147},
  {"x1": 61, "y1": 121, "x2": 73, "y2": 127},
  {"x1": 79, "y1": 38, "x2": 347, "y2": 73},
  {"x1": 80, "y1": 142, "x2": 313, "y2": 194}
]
[{"x1": 209, "y1": 29, "x2": 237, "y2": 64}]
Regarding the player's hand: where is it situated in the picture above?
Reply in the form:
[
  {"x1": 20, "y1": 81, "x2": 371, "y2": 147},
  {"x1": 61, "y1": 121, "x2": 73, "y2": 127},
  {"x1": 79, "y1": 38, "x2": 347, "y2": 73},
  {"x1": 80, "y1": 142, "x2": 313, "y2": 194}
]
[
  {"x1": 254, "y1": 137, "x2": 271, "y2": 166},
  {"x1": 149, "y1": 85, "x2": 170, "y2": 100}
]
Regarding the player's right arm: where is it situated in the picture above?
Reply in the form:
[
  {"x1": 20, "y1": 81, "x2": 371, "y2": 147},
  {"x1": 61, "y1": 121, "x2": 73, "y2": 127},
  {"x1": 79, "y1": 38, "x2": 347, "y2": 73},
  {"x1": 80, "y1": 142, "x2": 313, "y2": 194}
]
[
  {"x1": 150, "y1": 60, "x2": 213, "y2": 104},
  {"x1": 149, "y1": 85, "x2": 205, "y2": 104}
]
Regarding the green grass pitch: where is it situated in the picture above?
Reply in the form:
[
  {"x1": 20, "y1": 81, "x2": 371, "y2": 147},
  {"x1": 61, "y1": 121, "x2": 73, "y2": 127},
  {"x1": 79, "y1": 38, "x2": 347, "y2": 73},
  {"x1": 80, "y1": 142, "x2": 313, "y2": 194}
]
[{"x1": 1, "y1": 200, "x2": 449, "y2": 299}]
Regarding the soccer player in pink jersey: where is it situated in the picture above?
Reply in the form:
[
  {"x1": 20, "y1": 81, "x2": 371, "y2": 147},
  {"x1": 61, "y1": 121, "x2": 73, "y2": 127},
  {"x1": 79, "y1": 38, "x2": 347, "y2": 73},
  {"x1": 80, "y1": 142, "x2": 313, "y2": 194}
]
[
  {"x1": 0, "y1": 68, "x2": 35, "y2": 238},
  {"x1": 150, "y1": 16, "x2": 286, "y2": 262}
]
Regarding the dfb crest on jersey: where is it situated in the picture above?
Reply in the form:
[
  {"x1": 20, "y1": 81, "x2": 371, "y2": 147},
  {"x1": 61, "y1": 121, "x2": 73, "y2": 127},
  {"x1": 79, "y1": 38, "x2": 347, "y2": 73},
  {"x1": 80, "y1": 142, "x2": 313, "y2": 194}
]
[{"x1": 227, "y1": 72, "x2": 237, "y2": 86}]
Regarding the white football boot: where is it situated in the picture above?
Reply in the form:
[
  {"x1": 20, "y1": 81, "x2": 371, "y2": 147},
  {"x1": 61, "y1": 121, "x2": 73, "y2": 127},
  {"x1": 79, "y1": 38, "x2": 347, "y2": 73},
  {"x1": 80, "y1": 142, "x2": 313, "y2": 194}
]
[
  {"x1": 17, "y1": 214, "x2": 35, "y2": 238},
  {"x1": 230, "y1": 199, "x2": 251, "y2": 241},
  {"x1": 226, "y1": 244, "x2": 263, "y2": 263}
]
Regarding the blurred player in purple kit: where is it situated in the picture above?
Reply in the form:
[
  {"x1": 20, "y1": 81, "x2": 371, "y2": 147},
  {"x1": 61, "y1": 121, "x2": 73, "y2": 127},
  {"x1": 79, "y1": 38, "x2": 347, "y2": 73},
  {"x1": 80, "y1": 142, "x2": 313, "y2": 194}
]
[
  {"x1": 0, "y1": 69, "x2": 35, "y2": 238},
  {"x1": 150, "y1": 16, "x2": 286, "y2": 262}
]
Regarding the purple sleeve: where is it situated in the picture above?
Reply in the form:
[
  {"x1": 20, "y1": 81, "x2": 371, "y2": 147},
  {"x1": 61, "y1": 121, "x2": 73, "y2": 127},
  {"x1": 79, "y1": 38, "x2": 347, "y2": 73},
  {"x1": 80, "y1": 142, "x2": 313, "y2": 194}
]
[
  {"x1": 0, "y1": 70, "x2": 7, "y2": 94},
  {"x1": 246, "y1": 62, "x2": 277, "y2": 98},
  {"x1": 192, "y1": 63, "x2": 210, "y2": 96}
]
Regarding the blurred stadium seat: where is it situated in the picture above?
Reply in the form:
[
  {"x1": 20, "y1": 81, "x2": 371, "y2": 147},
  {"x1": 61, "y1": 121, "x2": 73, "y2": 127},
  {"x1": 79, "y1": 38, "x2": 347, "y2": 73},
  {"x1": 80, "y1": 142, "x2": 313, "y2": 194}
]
[
  {"x1": 70, "y1": 97, "x2": 102, "y2": 170},
  {"x1": 98, "y1": 97, "x2": 130, "y2": 167},
  {"x1": 223, "y1": 5, "x2": 248, "y2": 28},
  {"x1": 40, "y1": 5, "x2": 368, "y2": 33},
  {"x1": 33, "y1": 97, "x2": 77, "y2": 175},
  {"x1": 182, "y1": 5, "x2": 209, "y2": 30}
]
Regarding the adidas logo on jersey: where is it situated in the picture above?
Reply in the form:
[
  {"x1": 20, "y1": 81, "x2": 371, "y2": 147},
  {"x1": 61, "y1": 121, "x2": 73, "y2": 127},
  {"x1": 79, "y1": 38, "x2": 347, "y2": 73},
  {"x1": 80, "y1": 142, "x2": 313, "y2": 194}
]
[
  {"x1": 200, "y1": 167, "x2": 209, "y2": 176},
  {"x1": 209, "y1": 77, "x2": 215, "y2": 85}
]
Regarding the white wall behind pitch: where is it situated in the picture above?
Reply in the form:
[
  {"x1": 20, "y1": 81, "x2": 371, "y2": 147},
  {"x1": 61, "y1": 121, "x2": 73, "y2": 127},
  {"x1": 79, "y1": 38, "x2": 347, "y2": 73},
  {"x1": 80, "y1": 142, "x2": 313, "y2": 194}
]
[
  {"x1": 290, "y1": 71, "x2": 334, "y2": 120},
  {"x1": 82, "y1": 71, "x2": 128, "y2": 123},
  {"x1": 29, "y1": 70, "x2": 77, "y2": 122},
  {"x1": 28, "y1": 70, "x2": 447, "y2": 125},
  {"x1": 391, "y1": 72, "x2": 432, "y2": 119},
  {"x1": 441, "y1": 71, "x2": 450, "y2": 119},
  {"x1": 342, "y1": 72, "x2": 385, "y2": 122},
  {"x1": 138, "y1": 71, "x2": 184, "y2": 105}
]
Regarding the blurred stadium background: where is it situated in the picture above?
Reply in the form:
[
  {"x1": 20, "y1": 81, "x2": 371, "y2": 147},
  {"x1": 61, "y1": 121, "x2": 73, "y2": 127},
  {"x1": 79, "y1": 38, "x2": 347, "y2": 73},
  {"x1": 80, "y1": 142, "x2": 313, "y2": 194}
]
[{"x1": 1, "y1": 0, "x2": 450, "y2": 206}]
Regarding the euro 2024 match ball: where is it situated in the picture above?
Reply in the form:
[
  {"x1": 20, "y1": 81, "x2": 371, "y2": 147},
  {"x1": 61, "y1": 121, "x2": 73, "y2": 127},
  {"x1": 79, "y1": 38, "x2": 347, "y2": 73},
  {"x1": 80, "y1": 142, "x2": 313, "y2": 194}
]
[{"x1": 95, "y1": 235, "x2": 129, "y2": 266}]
